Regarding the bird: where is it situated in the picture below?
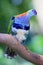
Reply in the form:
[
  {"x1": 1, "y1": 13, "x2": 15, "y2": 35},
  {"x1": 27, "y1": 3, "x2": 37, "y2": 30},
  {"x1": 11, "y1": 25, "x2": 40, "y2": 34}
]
[{"x1": 4, "y1": 9, "x2": 37, "y2": 58}]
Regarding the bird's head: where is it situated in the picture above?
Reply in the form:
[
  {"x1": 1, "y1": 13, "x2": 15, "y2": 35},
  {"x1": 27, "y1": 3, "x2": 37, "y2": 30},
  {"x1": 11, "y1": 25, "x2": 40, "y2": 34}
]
[{"x1": 27, "y1": 9, "x2": 37, "y2": 18}]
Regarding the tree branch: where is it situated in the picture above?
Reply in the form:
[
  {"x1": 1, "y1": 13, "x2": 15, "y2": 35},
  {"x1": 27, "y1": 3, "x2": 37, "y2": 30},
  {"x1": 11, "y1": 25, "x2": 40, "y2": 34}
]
[{"x1": 0, "y1": 33, "x2": 43, "y2": 65}]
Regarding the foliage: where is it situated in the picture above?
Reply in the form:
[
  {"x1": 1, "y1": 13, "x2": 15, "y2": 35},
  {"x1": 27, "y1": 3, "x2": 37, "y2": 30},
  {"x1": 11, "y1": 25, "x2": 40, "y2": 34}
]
[{"x1": 0, "y1": 0, "x2": 43, "y2": 65}]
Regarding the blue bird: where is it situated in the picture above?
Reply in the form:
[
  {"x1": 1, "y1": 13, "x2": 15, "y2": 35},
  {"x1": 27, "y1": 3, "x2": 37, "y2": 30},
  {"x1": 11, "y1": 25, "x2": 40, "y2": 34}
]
[
  {"x1": 12, "y1": 9, "x2": 37, "y2": 30},
  {"x1": 4, "y1": 9, "x2": 37, "y2": 58}
]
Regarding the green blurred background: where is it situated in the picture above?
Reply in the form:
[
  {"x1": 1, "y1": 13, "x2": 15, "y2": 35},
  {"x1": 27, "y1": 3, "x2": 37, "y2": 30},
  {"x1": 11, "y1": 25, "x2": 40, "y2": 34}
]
[{"x1": 0, "y1": 0, "x2": 43, "y2": 65}]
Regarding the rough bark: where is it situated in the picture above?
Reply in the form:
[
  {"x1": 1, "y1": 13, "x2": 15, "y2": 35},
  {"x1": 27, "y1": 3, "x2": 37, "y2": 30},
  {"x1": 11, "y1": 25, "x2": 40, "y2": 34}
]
[{"x1": 0, "y1": 33, "x2": 43, "y2": 65}]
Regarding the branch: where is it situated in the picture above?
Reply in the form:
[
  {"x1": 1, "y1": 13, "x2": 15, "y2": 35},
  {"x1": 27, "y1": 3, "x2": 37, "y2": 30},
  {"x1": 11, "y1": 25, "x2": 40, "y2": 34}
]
[{"x1": 0, "y1": 33, "x2": 43, "y2": 65}]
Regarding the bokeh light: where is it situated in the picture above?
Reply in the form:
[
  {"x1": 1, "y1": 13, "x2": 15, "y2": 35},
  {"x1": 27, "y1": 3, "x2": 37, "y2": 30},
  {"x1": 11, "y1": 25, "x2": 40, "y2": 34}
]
[{"x1": 11, "y1": 0, "x2": 23, "y2": 5}]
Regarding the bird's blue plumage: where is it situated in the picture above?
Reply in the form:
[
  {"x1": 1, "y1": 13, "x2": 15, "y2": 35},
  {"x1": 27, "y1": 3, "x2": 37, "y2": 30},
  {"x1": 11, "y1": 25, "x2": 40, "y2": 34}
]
[
  {"x1": 12, "y1": 9, "x2": 37, "y2": 30},
  {"x1": 4, "y1": 9, "x2": 37, "y2": 58}
]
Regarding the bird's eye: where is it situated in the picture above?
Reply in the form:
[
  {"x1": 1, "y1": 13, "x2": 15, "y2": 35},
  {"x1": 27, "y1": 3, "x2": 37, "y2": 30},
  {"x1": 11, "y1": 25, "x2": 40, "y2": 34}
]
[{"x1": 32, "y1": 9, "x2": 37, "y2": 15}]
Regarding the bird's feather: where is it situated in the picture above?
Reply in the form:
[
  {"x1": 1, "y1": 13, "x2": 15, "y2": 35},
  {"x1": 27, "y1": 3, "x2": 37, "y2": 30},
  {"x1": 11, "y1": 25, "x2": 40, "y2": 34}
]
[{"x1": 4, "y1": 9, "x2": 37, "y2": 58}]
